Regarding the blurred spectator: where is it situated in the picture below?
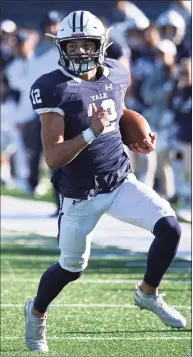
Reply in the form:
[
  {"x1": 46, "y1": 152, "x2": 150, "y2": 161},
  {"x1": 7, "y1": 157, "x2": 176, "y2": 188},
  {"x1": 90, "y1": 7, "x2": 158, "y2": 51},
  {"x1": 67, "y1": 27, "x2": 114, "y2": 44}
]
[
  {"x1": 111, "y1": 10, "x2": 149, "y2": 49},
  {"x1": 140, "y1": 39, "x2": 178, "y2": 200},
  {"x1": 184, "y1": 17, "x2": 192, "y2": 54},
  {"x1": 137, "y1": 24, "x2": 161, "y2": 76},
  {"x1": 110, "y1": 0, "x2": 150, "y2": 52},
  {"x1": 111, "y1": 10, "x2": 157, "y2": 175},
  {"x1": 113, "y1": 0, "x2": 150, "y2": 24},
  {"x1": 99, "y1": 16, "x2": 131, "y2": 71},
  {"x1": 112, "y1": 14, "x2": 150, "y2": 107},
  {"x1": 156, "y1": 8, "x2": 192, "y2": 67},
  {"x1": 176, "y1": 16, "x2": 192, "y2": 63},
  {"x1": 29, "y1": 11, "x2": 63, "y2": 91},
  {"x1": 112, "y1": 0, "x2": 130, "y2": 22},
  {"x1": 35, "y1": 10, "x2": 63, "y2": 58},
  {"x1": 0, "y1": 19, "x2": 17, "y2": 69},
  {"x1": 168, "y1": 0, "x2": 191, "y2": 27},
  {"x1": 124, "y1": 20, "x2": 149, "y2": 57},
  {"x1": 5, "y1": 29, "x2": 37, "y2": 91},
  {"x1": 1, "y1": 73, "x2": 29, "y2": 189},
  {"x1": 156, "y1": 10, "x2": 186, "y2": 45},
  {"x1": 126, "y1": 24, "x2": 161, "y2": 112},
  {"x1": 172, "y1": 58, "x2": 192, "y2": 192}
]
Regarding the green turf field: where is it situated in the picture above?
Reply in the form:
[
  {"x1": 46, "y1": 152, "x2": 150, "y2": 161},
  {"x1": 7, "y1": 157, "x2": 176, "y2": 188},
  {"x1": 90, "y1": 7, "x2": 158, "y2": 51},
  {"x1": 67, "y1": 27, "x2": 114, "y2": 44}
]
[{"x1": 1, "y1": 231, "x2": 192, "y2": 356}]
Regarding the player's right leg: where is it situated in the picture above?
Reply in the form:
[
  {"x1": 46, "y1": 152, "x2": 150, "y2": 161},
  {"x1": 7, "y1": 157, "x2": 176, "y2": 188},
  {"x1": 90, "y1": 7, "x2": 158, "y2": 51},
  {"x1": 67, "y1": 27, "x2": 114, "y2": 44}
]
[
  {"x1": 24, "y1": 195, "x2": 108, "y2": 352},
  {"x1": 107, "y1": 173, "x2": 186, "y2": 328}
]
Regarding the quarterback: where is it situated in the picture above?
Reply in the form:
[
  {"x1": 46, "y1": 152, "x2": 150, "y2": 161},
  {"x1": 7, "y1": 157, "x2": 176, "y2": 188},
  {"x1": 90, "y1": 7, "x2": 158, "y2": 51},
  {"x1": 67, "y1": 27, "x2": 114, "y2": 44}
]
[{"x1": 25, "y1": 11, "x2": 186, "y2": 352}]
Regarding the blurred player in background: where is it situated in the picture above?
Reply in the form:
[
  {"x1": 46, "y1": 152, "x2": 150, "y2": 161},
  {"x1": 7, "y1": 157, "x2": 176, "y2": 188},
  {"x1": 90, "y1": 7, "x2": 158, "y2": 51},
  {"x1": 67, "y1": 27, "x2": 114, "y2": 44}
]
[
  {"x1": 140, "y1": 39, "x2": 178, "y2": 199},
  {"x1": 172, "y1": 57, "x2": 192, "y2": 208},
  {"x1": 34, "y1": 10, "x2": 64, "y2": 214},
  {"x1": 23, "y1": 10, "x2": 186, "y2": 352},
  {"x1": 5, "y1": 29, "x2": 38, "y2": 193},
  {"x1": 0, "y1": 19, "x2": 17, "y2": 69}
]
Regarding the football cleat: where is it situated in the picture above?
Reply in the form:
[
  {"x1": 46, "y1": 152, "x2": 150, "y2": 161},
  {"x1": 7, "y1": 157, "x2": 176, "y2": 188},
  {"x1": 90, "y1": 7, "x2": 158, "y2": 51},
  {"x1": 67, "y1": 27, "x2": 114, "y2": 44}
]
[
  {"x1": 24, "y1": 300, "x2": 49, "y2": 352},
  {"x1": 134, "y1": 283, "x2": 187, "y2": 328}
]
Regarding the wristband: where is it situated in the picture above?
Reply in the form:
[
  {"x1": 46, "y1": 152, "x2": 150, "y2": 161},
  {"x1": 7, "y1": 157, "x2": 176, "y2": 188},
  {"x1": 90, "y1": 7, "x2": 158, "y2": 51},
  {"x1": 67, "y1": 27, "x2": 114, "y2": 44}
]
[
  {"x1": 89, "y1": 127, "x2": 99, "y2": 138},
  {"x1": 82, "y1": 127, "x2": 98, "y2": 144}
]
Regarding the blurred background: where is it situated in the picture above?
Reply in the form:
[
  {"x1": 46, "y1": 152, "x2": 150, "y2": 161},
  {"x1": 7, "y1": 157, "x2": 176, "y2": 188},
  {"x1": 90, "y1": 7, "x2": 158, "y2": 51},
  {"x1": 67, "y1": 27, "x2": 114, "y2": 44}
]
[{"x1": 1, "y1": 0, "x2": 192, "y2": 220}]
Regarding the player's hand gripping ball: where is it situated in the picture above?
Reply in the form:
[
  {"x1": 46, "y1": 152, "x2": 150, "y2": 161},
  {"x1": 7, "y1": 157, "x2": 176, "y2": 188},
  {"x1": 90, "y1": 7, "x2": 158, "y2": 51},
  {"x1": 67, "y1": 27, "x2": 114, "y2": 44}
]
[{"x1": 120, "y1": 109, "x2": 156, "y2": 154}]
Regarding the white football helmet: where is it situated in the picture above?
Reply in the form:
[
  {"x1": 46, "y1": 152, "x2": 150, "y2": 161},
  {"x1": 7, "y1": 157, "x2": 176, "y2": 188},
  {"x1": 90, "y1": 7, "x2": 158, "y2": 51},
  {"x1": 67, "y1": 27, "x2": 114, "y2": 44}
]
[{"x1": 46, "y1": 10, "x2": 112, "y2": 75}]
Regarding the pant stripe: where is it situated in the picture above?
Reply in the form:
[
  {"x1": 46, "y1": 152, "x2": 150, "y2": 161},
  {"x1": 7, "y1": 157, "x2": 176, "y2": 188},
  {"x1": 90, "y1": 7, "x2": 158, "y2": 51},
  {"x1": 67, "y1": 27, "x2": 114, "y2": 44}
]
[{"x1": 57, "y1": 212, "x2": 64, "y2": 244}]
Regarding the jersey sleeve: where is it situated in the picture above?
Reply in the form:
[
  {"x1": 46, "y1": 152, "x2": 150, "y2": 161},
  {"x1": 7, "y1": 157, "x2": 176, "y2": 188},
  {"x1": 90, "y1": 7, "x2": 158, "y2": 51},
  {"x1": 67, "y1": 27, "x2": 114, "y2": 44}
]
[{"x1": 29, "y1": 77, "x2": 64, "y2": 117}]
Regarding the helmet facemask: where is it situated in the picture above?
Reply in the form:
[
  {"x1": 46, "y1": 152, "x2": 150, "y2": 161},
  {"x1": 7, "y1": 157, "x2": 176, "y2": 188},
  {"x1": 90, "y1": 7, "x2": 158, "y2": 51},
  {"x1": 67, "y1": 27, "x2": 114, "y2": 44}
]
[{"x1": 56, "y1": 36, "x2": 106, "y2": 76}]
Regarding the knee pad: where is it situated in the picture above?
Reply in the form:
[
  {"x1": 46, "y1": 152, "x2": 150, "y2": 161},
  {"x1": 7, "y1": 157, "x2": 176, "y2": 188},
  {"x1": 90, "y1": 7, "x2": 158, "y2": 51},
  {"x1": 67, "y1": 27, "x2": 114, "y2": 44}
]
[
  {"x1": 59, "y1": 252, "x2": 88, "y2": 273},
  {"x1": 153, "y1": 216, "x2": 181, "y2": 245}
]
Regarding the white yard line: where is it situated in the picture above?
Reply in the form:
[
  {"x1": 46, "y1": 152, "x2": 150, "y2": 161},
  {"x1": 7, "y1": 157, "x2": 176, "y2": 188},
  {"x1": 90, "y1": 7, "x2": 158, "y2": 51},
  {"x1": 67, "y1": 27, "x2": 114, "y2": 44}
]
[
  {"x1": 1, "y1": 303, "x2": 191, "y2": 309},
  {"x1": 1, "y1": 336, "x2": 191, "y2": 341},
  {"x1": 1, "y1": 278, "x2": 191, "y2": 284}
]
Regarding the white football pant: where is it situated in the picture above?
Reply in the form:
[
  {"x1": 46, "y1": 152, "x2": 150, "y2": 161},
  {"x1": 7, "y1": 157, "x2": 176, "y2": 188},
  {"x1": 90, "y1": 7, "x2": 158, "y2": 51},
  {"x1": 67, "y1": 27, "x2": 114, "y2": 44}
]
[{"x1": 58, "y1": 173, "x2": 175, "y2": 272}]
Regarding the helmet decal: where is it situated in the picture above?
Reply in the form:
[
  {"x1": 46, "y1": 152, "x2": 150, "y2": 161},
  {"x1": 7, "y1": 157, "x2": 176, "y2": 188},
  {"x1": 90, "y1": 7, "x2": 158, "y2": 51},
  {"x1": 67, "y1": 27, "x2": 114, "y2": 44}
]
[{"x1": 80, "y1": 11, "x2": 84, "y2": 32}]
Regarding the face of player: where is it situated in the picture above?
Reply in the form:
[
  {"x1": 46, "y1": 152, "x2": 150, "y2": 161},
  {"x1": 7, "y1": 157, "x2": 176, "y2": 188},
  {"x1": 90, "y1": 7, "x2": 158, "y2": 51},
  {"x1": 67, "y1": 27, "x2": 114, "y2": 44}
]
[
  {"x1": 66, "y1": 39, "x2": 97, "y2": 59},
  {"x1": 64, "y1": 39, "x2": 98, "y2": 79},
  {"x1": 62, "y1": 39, "x2": 99, "y2": 79}
]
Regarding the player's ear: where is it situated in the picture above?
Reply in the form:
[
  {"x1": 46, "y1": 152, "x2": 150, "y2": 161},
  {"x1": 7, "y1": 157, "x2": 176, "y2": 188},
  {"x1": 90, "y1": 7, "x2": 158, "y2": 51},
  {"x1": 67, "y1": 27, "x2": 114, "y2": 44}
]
[{"x1": 92, "y1": 103, "x2": 97, "y2": 113}]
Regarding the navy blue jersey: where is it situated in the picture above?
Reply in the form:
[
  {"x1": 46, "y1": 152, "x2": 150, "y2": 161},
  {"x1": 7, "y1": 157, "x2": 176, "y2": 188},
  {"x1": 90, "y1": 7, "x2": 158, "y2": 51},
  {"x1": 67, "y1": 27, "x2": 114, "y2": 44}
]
[{"x1": 30, "y1": 58, "x2": 132, "y2": 198}]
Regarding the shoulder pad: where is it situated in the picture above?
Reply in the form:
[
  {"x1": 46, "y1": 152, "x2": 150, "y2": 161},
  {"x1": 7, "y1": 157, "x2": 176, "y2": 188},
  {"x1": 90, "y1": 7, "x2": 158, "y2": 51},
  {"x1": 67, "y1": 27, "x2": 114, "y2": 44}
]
[
  {"x1": 104, "y1": 58, "x2": 128, "y2": 71},
  {"x1": 104, "y1": 58, "x2": 120, "y2": 68},
  {"x1": 104, "y1": 57, "x2": 130, "y2": 76},
  {"x1": 104, "y1": 58, "x2": 130, "y2": 87}
]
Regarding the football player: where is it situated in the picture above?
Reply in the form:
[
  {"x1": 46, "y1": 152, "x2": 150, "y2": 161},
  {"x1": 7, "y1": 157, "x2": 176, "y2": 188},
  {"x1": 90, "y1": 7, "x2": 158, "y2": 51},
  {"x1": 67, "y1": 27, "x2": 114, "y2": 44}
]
[{"x1": 25, "y1": 10, "x2": 186, "y2": 352}]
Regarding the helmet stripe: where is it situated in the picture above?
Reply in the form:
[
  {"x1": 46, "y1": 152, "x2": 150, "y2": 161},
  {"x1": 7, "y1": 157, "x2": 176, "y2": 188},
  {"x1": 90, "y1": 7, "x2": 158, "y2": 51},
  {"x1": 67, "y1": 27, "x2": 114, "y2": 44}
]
[
  {"x1": 72, "y1": 12, "x2": 76, "y2": 32},
  {"x1": 80, "y1": 11, "x2": 84, "y2": 32}
]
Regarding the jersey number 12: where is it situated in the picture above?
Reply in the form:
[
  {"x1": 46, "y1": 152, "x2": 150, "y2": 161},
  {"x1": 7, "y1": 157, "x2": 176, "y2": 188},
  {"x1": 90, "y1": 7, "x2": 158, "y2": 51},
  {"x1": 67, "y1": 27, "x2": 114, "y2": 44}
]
[{"x1": 31, "y1": 89, "x2": 42, "y2": 104}]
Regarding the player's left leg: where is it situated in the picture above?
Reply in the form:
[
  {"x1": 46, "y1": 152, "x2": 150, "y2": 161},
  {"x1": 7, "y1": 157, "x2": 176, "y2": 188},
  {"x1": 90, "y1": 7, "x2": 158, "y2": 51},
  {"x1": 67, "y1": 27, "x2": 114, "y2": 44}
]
[
  {"x1": 107, "y1": 173, "x2": 186, "y2": 328},
  {"x1": 24, "y1": 192, "x2": 115, "y2": 352}
]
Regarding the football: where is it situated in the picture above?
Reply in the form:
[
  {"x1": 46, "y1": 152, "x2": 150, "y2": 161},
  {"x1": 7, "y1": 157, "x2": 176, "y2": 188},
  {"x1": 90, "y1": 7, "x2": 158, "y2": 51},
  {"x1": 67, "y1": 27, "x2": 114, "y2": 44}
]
[{"x1": 120, "y1": 109, "x2": 151, "y2": 148}]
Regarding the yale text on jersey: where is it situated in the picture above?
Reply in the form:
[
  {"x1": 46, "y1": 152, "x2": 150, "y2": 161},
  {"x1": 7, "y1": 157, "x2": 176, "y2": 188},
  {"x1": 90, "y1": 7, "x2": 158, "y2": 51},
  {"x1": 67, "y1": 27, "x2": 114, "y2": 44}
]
[{"x1": 90, "y1": 93, "x2": 108, "y2": 101}]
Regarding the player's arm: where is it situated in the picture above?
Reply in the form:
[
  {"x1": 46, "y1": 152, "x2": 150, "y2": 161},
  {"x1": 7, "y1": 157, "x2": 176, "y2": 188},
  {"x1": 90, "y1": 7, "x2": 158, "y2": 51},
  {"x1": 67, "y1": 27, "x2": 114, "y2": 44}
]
[
  {"x1": 121, "y1": 102, "x2": 157, "y2": 154},
  {"x1": 41, "y1": 112, "x2": 88, "y2": 169},
  {"x1": 41, "y1": 104, "x2": 109, "y2": 170},
  {"x1": 30, "y1": 80, "x2": 109, "y2": 169},
  {"x1": 30, "y1": 81, "x2": 89, "y2": 169}
]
